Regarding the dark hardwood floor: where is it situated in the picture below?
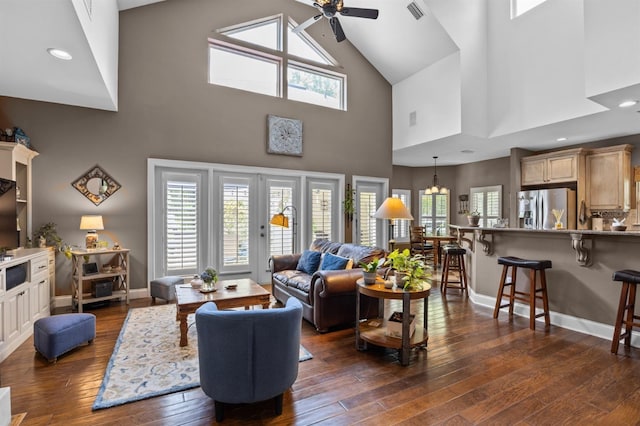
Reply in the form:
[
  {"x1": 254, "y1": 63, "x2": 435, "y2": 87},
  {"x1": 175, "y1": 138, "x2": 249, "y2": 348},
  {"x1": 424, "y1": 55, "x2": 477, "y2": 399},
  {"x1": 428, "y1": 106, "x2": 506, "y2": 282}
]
[{"x1": 3, "y1": 280, "x2": 640, "y2": 425}]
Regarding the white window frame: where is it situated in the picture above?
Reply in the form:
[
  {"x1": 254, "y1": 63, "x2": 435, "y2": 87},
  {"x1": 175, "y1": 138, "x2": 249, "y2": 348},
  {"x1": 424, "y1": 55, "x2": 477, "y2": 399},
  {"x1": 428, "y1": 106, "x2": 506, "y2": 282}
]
[
  {"x1": 306, "y1": 179, "x2": 340, "y2": 243},
  {"x1": 419, "y1": 191, "x2": 450, "y2": 236},
  {"x1": 208, "y1": 14, "x2": 346, "y2": 111},
  {"x1": 148, "y1": 159, "x2": 345, "y2": 283},
  {"x1": 470, "y1": 185, "x2": 503, "y2": 228},
  {"x1": 391, "y1": 189, "x2": 411, "y2": 243}
]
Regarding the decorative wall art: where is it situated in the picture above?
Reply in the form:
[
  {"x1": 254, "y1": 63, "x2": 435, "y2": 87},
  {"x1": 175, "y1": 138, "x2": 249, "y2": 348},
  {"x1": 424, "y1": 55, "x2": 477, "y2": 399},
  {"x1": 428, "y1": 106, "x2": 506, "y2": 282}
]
[
  {"x1": 72, "y1": 165, "x2": 121, "y2": 206},
  {"x1": 267, "y1": 115, "x2": 303, "y2": 156}
]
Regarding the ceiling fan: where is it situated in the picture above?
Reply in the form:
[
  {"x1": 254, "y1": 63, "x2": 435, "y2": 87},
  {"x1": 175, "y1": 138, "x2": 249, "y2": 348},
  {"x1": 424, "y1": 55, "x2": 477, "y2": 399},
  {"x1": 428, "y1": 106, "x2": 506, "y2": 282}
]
[{"x1": 293, "y1": 0, "x2": 379, "y2": 43}]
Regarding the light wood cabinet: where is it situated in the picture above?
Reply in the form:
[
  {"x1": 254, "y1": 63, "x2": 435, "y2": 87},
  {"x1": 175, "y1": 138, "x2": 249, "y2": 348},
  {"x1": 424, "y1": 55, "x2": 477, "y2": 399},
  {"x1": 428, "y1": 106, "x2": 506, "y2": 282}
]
[
  {"x1": 521, "y1": 149, "x2": 584, "y2": 186},
  {"x1": 586, "y1": 144, "x2": 633, "y2": 211},
  {"x1": 70, "y1": 249, "x2": 130, "y2": 313},
  {"x1": 0, "y1": 142, "x2": 38, "y2": 248}
]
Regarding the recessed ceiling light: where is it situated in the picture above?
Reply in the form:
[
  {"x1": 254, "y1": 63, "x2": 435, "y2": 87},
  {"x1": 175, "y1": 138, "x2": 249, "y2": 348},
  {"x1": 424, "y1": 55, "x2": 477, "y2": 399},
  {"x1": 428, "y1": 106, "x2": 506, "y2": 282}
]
[
  {"x1": 556, "y1": 137, "x2": 568, "y2": 142},
  {"x1": 460, "y1": 149, "x2": 474, "y2": 154},
  {"x1": 618, "y1": 100, "x2": 637, "y2": 108},
  {"x1": 47, "y1": 48, "x2": 72, "y2": 60}
]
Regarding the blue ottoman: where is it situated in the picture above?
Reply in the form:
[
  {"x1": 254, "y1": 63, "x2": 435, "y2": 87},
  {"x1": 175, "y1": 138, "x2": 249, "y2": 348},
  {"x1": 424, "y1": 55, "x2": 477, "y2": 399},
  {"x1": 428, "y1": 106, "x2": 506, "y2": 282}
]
[
  {"x1": 34, "y1": 313, "x2": 96, "y2": 362},
  {"x1": 150, "y1": 276, "x2": 183, "y2": 303}
]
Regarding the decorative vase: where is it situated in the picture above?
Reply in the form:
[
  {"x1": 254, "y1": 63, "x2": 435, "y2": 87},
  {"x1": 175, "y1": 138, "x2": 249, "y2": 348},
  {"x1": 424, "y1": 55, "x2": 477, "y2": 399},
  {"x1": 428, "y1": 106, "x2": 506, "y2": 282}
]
[
  {"x1": 362, "y1": 271, "x2": 377, "y2": 284},
  {"x1": 467, "y1": 215, "x2": 480, "y2": 227},
  {"x1": 190, "y1": 275, "x2": 203, "y2": 289}
]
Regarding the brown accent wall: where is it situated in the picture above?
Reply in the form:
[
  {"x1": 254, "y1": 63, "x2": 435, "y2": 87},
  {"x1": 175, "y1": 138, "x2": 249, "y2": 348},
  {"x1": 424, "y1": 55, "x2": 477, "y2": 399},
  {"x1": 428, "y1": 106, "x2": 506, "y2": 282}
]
[{"x1": 0, "y1": 0, "x2": 392, "y2": 293}]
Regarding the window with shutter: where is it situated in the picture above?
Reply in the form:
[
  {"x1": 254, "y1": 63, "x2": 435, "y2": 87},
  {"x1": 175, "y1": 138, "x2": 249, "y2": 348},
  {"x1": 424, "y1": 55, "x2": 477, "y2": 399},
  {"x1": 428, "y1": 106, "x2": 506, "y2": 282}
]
[
  {"x1": 359, "y1": 191, "x2": 377, "y2": 247},
  {"x1": 311, "y1": 187, "x2": 332, "y2": 241},
  {"x1": 420, "y1": 192, "x2": 449, "y2": 235},
  {"x1": 391, "y1": 190, "x2": 411, "y2": 242},
  {"x1": 470, "y1": 185, "x2": 502, "y2": 227},
  {"x1": 269, "y1": 185, "x2": 294, "y2": 255},
  {"x1": 165, "y1": 179, "x2": 199, "y2": 275},
  {"x1": 223, "y1": 180, "x2": 250, "y2": 266}
]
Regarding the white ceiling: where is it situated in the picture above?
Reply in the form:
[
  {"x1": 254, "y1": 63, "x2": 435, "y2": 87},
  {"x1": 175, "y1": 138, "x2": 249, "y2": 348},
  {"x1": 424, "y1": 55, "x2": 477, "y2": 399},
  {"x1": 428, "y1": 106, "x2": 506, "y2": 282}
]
[{"x1": 2, "y1": 0, "x2": 640, "y2": 167}]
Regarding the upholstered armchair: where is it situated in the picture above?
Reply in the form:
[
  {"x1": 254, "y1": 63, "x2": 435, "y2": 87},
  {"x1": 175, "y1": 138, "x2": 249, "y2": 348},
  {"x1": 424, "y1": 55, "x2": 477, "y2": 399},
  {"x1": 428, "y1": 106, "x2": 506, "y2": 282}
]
[{"x1": 195, "y1": 298, "x2": 303, "y2": 422}]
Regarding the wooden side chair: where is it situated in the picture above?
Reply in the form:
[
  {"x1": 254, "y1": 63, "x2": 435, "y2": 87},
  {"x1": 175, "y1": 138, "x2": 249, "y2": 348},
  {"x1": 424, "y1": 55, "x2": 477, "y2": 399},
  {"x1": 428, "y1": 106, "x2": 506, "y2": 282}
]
[{"x1": 409, "y1": 226, "x2": 434, "y2": 265}]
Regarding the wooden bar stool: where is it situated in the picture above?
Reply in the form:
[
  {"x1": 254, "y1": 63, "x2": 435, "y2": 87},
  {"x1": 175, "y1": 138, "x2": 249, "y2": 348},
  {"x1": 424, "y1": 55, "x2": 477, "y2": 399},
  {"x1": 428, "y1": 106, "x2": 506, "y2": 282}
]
[
  {"x1": 493, "y1": 256, "x2": 552, "y2": 330},
  {"x1": 440, "y1": 244, "x2": 467, "y2": 293},
  {"x1": 611, "y1": 270, "x2": 640, "y2": 354}
]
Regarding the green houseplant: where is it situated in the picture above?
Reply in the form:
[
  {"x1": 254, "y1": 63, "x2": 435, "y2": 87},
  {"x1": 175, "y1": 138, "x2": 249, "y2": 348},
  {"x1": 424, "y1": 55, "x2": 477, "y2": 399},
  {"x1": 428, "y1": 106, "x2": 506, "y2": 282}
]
[
  {"x1": 385, "y1": 249, "x2": 430, "y2": 291},
  {"x1": 33, "y1": 222, "x2": 63, "y2": 249},
  {"x1": 359, "y1": 257, "x2": 385, "y2": 284}
]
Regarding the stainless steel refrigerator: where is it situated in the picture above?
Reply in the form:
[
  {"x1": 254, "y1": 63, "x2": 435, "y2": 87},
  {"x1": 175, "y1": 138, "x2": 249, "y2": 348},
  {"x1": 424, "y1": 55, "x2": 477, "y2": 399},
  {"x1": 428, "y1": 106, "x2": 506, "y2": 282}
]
[{"x1": 517, "y1": 188, "x2": 576, "y2": 230}]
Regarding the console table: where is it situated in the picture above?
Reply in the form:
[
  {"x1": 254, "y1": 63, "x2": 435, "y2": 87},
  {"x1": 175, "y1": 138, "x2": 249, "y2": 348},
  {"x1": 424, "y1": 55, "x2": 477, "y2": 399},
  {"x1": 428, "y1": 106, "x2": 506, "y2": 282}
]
[
  {"x1": 355, "y1": 278, "x2": 430, "y2": 366},
  {"x1": 70, "y1": 249, "x2": 130, "y2": 313}
]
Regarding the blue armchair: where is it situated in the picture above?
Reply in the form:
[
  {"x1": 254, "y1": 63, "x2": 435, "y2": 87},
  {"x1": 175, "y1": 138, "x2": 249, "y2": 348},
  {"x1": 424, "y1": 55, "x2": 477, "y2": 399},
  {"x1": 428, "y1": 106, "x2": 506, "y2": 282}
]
[{"x1": 195, "y1": 297, "x2": 303, "y2": 422}]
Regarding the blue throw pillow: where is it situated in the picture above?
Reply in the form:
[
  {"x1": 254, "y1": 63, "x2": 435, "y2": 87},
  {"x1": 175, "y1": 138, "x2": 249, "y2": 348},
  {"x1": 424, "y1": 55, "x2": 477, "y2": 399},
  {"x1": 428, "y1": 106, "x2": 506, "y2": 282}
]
[
  {"x1": 296, "y1": 250, "x2": 322, "y2": 275},
  {"x1": 320, "y1": 252, "x2": 351, "y2": 270}
]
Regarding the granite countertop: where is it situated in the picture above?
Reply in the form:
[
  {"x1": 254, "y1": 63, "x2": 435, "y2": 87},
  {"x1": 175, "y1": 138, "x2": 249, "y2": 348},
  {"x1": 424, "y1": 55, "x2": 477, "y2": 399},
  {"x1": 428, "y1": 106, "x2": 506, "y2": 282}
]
[{"x1": 449, "y1": 225, "x2": 640, "y2": 236}]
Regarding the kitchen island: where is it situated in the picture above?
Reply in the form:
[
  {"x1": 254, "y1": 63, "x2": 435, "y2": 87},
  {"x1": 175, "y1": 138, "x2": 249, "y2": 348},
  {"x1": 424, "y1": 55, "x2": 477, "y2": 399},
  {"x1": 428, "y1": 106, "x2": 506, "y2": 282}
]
[{"x1": 449, "y1": 225, "x2": 640, "y2": 347}]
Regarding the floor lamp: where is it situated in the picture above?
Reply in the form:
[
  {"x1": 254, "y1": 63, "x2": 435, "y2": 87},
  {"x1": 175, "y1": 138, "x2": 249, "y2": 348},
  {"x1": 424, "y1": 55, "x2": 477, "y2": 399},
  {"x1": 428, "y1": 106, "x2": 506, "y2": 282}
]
[
  {"x1": 373, "y1": 197, "x2": 413, "y2": 250},
  {"x1": 270, "y1": 205, "x2": 297, "y2": 253}
]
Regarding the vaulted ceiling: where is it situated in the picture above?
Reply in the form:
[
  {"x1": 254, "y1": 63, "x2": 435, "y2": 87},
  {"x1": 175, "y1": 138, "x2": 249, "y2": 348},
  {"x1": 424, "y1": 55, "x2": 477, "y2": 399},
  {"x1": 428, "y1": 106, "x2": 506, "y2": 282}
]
[{"x1": 2, "y1": 0, "x2": 640, "y2": 166}]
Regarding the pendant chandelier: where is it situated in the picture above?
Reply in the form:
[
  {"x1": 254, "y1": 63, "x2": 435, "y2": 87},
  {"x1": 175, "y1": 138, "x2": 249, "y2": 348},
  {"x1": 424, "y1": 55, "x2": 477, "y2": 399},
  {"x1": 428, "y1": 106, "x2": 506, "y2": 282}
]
[{"x1": 425, "y1": 156, "x2": 448, "y2": 195}]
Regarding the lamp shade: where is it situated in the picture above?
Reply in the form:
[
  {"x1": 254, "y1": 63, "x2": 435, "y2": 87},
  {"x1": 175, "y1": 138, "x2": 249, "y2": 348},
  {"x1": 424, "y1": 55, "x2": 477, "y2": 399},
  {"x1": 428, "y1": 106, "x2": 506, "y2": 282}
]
[
  {"x1": 373, "y1": 197, "x2": 414, "y2": 220},
  {"x1": 270, "y1": 213, "x2": 289, "y2": 228},
  {"x1": 80, "y1": 215, "x2": 104, "y2": 231}
]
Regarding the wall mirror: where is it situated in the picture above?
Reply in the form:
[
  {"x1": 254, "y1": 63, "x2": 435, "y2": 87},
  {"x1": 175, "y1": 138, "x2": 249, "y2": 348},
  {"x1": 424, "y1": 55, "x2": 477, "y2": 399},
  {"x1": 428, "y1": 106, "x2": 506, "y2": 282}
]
[{"x1": 71, "y1": 165, "x2": 121, "y2": 206}]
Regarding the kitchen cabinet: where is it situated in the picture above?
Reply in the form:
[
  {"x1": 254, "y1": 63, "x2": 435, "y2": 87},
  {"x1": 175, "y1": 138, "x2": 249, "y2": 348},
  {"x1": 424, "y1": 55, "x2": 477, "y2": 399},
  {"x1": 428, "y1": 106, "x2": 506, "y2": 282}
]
[
  {"x1": 586, "y1": 144, "x2": 633, "y2": 211},
  {"x1": 521, "y1": 149, "x2": 585, "y2": 186}
]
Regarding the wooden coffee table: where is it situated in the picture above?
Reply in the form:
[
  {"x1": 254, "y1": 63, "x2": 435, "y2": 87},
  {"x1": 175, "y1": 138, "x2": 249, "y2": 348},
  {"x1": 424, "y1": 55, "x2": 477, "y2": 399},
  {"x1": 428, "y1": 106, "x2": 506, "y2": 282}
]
[{"x1": 175, "y1": 278, "x2": 271, "y2": 346}]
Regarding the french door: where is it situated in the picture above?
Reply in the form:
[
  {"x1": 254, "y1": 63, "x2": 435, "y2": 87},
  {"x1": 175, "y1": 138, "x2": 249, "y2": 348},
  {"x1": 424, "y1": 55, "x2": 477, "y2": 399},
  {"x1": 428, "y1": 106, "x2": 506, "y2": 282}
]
[{"x1": 353, "y1": 177, "x2": 388, "y2": 248}]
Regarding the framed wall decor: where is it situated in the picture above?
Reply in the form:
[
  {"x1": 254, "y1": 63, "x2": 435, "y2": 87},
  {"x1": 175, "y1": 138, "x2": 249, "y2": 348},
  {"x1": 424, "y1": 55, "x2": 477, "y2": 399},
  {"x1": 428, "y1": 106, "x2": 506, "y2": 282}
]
[
  {"x1": 71, "y1": 165, "x2": 122, "y2": 206},
  {"x1": 267, "y1": 115, "x2": 303, "y2": 156}
]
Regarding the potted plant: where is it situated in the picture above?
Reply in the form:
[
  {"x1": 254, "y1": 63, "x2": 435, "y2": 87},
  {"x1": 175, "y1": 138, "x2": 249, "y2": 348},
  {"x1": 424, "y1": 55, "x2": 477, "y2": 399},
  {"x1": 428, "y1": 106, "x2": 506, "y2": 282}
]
[
  {"x1": 33, "y1": 222, "x2": 63, "y2": 249},
  {"x1": 467, "y1": 209, "x2": 480, "y2": 227},
  {"x1": 359, "y1": 257, "x2": 385, "y2": 284},
  {"x1": 385, "y1": 249, "x2": 430, "y2": 291}
]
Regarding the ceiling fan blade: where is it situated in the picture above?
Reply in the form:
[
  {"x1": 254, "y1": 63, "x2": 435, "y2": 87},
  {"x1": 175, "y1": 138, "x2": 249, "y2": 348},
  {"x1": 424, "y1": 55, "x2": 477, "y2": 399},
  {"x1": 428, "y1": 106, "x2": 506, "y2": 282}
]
[
  {"x1": 292, "y1": 14, "x2": 322, "y2": 34},
  {"x1": 329, "y1": 17, "x2": 346, "y2": 42},
  {"x1": 340, "y1": 7, "x2": 379, "y2": 19}
]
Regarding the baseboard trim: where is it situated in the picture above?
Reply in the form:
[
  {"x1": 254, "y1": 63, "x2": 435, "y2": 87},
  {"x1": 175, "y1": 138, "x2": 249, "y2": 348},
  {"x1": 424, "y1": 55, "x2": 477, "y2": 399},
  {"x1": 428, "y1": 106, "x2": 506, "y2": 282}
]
[
  {"x1": 52, "y1": 288, "x2": 149, "y2": 309},
  {"x1": 467, "y1": 287, "x2": 639, "y2": 348}
]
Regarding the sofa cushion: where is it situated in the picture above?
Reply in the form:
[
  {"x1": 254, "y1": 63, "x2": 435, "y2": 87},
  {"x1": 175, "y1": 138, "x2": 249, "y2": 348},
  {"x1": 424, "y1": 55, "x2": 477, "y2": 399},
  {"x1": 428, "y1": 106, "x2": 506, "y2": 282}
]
[
  {"x1": 309, "y1": 239, "x2": 343, "y2": 254},
  {"x1": 273, "y1": 270, "x2": 313, "y2": 293},
  {"x1": 320, "y1": 252, "x2": 351, "y2": 270},
  {"x1": 337, "y1": 244, "x2": 386, "y2": 266},
  {"x1": 296, "y1": 250, "x2": 322, "y2": 275}
]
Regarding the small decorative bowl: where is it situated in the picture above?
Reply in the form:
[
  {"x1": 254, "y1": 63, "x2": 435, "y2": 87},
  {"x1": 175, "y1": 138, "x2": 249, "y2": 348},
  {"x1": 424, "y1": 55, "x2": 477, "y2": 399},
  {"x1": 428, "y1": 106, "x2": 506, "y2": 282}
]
[
  {"x1": 102, "y1": 266, "x2": 112, "y2": 273},
  {"x1": 612, "y1": 225, "x2": 627, "y2": 232}
]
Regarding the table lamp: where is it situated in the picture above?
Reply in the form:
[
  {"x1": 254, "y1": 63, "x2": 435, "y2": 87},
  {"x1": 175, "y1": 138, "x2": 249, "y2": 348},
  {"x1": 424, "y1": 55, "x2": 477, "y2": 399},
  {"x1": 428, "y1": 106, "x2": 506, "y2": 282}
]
[
  {"x1": 80, "y1": 215, "x2": 104, "y2": 249},
  {"x1": 374, "y1": 197, "x2": 413, "y2": 248}
]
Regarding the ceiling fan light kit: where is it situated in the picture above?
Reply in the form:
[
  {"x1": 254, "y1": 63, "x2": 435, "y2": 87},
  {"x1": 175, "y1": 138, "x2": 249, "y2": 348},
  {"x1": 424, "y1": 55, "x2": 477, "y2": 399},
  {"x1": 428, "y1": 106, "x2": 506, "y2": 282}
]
[{"x1": 294, "y1": 0, "x2": 379, "y2": 42}]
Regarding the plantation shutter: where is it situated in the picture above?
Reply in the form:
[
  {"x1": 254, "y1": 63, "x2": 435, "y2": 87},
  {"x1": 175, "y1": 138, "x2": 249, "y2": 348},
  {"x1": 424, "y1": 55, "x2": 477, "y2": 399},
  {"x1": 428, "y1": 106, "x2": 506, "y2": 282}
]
[
  {"x1": 359, "y1": 191, "x2": 377, "y2": 247},
  {"x1": 311, "y1": 188, "x2": 332, "y2": 240},
  {"x1": 166, "y1": 180, "x2": 198, "y2": 275}
]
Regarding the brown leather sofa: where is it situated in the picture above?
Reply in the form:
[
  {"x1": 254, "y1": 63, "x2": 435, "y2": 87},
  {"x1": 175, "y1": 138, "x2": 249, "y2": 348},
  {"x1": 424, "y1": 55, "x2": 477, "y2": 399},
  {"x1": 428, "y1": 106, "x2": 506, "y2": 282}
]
[{"x1": 269, "y1": 239, "x2": 385, "y2": 332}]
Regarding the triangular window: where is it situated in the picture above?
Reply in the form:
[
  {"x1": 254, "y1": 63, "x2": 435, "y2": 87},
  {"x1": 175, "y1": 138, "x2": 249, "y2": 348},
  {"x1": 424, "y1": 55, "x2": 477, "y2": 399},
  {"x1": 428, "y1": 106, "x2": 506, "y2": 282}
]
[
  {"x1": 287, "y1": 21, "x2": 334, "y2": 66},
  {"x1": 219, "y1": 16, "x2": 282, "y2": 51}
]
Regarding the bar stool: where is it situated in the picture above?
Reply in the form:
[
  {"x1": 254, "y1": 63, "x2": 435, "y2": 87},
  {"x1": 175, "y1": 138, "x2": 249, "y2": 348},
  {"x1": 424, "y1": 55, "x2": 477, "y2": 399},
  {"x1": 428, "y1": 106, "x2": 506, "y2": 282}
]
[
  {"x1": 440, "y1": 244, "x2": 467, "y2": 293},
  {"x1": 611, "y1": 270, "x2": 640, "y2": 354},
  {"x1": 493, "y1": 256, "x2": 552, "y2": 330}
]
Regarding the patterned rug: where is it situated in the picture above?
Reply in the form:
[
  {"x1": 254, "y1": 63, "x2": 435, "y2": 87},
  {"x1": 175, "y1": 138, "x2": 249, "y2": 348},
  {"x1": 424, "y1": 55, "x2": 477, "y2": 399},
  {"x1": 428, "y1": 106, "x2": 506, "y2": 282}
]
[{"x1": 93, "y1": 304, "x2": 312, "y2": 410}]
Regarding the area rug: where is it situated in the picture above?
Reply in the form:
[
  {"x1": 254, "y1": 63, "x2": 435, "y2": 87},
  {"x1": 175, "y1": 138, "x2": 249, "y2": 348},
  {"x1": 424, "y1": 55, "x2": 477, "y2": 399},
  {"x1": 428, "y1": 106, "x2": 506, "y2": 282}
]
[{"x1": 92, "y1": 304, "x2": 312, "y2": 410}]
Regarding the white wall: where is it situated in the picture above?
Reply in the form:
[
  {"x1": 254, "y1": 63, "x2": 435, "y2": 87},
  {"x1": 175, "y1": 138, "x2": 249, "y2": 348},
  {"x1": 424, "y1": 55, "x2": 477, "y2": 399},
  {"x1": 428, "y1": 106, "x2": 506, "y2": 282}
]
[
  {"x1": 393, "y1": 51, "x2": 461, "y2": 150},
  {"x1": 72, "y1": 0, "x2": 119, "y2": 109},
  {"x1": 584, "y1": 0, "x2": 640, "y2": 98},
  {"x1": 487, "y1": 0, "x2": 603, "y2": 137}
]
